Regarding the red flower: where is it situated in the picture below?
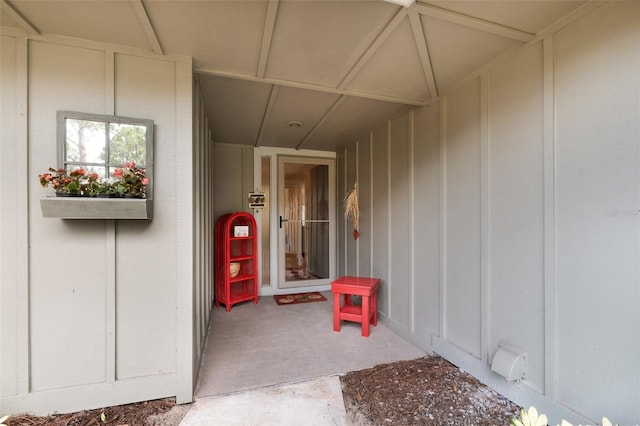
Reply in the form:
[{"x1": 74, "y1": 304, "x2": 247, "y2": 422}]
[
  {"x1": 113, "y1": 169, "x2": 123, "y2": 178},
  {"x1": 89, "y1": 173, "x2": 99, "y2": 180},
  {"x1": 142, "y1": 178, "x2": 150, "y2": 186},
  {"x1": 124, "y1": 161, "x2": 136, "y2": 169}
]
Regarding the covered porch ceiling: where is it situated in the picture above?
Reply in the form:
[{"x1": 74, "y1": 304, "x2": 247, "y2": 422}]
[{"x1": 2, "y1": 0, "x2": 588, "y2": 151}]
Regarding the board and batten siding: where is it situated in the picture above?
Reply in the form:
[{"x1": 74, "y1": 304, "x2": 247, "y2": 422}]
[
  {"x1": 0, "y1": 32, "x2": 195, "y2": 415},
  {"x1": 213, "y1": 143, "x2": 254, "y2": 223},
  {"x1": 338, "y1": 2, "x2": 639, "y2": 423},
  {"x1": 192, "y1": 78, "x2": 216, "y2": 384}
]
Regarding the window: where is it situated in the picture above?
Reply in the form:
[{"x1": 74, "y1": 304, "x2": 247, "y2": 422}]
[{"x1": 57, "y1": 111, "x2": 154, "y2": 194}]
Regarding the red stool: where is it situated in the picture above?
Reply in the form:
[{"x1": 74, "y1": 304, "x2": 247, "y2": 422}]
[{"x1": 331, "y1": 276, "x2": 380, "y2": 337}]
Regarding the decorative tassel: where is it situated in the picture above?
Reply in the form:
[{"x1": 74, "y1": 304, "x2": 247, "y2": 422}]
[{"x1": 344, "y1": 183, "x2": 359, "y2": 240}]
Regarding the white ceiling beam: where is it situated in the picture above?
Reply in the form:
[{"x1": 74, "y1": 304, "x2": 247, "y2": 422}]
[
  {"x1": 197, "y1": 67, "x2": 427, "y2": 106},
  {"x1": 1, "y1": 0, "x2": 39, "y2": 35},
  {"x1": 296, "y1": 95, "x2": 347, "y2": 150},
  {"x1": 416, "y1": 3, "x2": 534, "y2": 43},
  {"x1": 255, "y1": 85, "x2": 279, "y2": 147},
  {"x1": 257, "y1": 0, "x2": 279, "y2": 79},
  {"x1": 407, "y1": 4, "x2": 437, "y2": 98},
  {"x1": 130, "y1": 0, "x2": 163, "y2": 55},
  {"x1": 336, "y1": 7, "x2": 408, "y2": 91}
]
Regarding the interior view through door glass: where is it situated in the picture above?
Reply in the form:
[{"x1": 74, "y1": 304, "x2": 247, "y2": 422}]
[{"x1": 284, "y1": 162, "x2": 329, "y2": 281}]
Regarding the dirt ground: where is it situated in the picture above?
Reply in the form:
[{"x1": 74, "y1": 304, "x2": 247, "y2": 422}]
[
  {"x1": 341, "y1": 356, "x2": 520, "y2": 425},
  {"x1": 6, "y1": 355, "x2": 519, "y2": 425}
]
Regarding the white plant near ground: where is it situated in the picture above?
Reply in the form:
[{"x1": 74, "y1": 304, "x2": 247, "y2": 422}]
[
  {"x1": 511, "y1": 406, "x2": 547, "y2": 426},
  {"x1": 511, "y1": 406, "x2": 615, "y2": 426}
]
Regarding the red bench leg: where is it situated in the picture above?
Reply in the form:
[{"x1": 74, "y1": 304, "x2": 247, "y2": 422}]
[
  {"x1": 371, "y1": 292, "x2": 378, "y2": 326},
  {"x1": 333, "y1": 292, "x2": 341, "y2": 332},
  {"x1": 361, "y1": 295, "x2": 370, "y2": 337}
]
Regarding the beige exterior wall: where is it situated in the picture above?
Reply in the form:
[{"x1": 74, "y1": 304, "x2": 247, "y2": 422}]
[
  {"x1": 1, "y1": 31, "x2": 194, "y2": 415},
  {"x1": 338, "y1": 2, "x2": 639, "y2": 423}
]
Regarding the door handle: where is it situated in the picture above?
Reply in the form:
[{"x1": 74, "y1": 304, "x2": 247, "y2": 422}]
[{"x1": 279, "y1": 215, "x2": 288, "y2": 229}]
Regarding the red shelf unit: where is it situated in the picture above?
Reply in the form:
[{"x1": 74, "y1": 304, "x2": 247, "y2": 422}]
[{"x1": 215, "y1": 212, "x2": 258, "y2": 312}]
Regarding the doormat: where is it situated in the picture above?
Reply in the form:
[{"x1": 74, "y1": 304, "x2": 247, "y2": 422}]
[{"x1": 274, "y1": 292, "x2": 327, "y2": 305}]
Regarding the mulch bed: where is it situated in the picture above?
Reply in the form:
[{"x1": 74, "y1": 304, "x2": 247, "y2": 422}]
[
  {"x1": 340, "y1": 355, "x2": 520, "y2": 425},
  {"x1": 6, "y1": 356, "x2": 519, "y2": 425},
  {"x1": 5, "y1": 398, "x2": 188, "y2": 426}
]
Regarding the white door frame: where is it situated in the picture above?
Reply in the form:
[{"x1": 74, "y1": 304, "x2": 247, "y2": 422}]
[{"x1": 254, "y1": 147, "x2": 336, "y2": 296}]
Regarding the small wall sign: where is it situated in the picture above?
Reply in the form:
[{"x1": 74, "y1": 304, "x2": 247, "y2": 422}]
[{"x1": 248, "y1": 191, "x2": 265, "y2": 209}]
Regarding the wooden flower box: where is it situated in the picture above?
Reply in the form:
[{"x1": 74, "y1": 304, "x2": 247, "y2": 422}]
[{"x1": 39, "y1": 197, "x2": 153, "y2": 220}]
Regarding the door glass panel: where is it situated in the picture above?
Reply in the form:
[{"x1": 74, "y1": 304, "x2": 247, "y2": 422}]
[
  {"x1": 283, "y1": 162, "x2": 329, "y2": 282},
  {"x1": 260, "y1": 156, "x2": 270, "y2": 285}
]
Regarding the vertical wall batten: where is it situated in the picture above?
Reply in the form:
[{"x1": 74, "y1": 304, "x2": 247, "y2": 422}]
[
  {"x1": 105, "y1": 51, "x2": 115, "y2": 112},
  {"x1": 202, "y1": 92, "x2": 207, "y2": 352},
  {"x1": 175, "y1": 60, "x2": 194, "y2": 403},
  {"x1": 335, "y1": 149, "x2": 344, "y2": 278},
  {"x1": 105, "y1": 220, "x2": 116, "y2": 383},
  {"x1": 438, "y1": 98, "x2": 447, "y2": 340},
  {"x1": 104, "y1": 51, "x2": 116, "y2": 384},
  {"x1": 369, "y1": 133, "x2": 374, "y2": 278},
  {"x1": 200, "y1": 94, "x2": 206, "y2": 352},
  {"x1": 203, "y1": 99, "x2": 210, "y2": 338},
  {"x1": 386, "y1": 121, "x2": 392, "y2": 318},
  {"x1": 355, "y1": 141, "x2": 360, "y2": 277},
  {"x1": 17, "y1": 35, "x2": 30, "y2": 396},
  {"x1": 201, "y1": 95, "x2": 208, "y2": 348},
  {"x1": 409, "y1": 110, "x2": 415, "y2": 333},
  {"x1": 343, "y1": 148, "x2": 348, "y2": 274},
  {"x1": 208, "y1": 122, "x2": 212, "y2": 302},
  {"x1": 193, "y1": 84, "x2": 202, "y2": 357},
  {"x1": 479, "y1": 74, "x2": 490, "y2": 364},
  {"x1": 542, "y1": 35, "x2": 558, "y2": 400}
]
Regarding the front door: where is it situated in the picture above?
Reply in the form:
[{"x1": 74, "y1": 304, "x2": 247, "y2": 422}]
[{"x1": 277, "y1": 156, "x2": 335, "y2": 289}]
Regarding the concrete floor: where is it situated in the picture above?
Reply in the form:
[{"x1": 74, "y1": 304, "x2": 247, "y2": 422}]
[
  {"x1": 180, "y1": 291, "x2": 425, "y2": 425},
  {"x1": 181, "y1": 376, "x2": 349, "y2": 426}
]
